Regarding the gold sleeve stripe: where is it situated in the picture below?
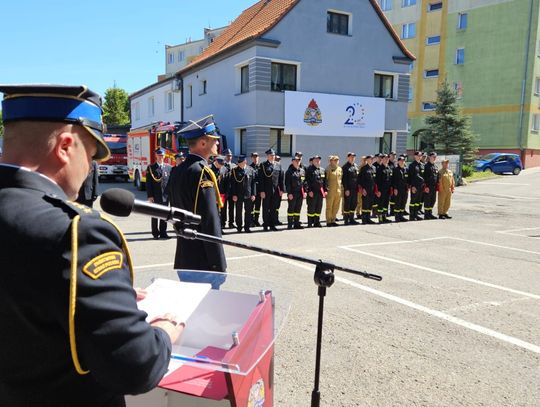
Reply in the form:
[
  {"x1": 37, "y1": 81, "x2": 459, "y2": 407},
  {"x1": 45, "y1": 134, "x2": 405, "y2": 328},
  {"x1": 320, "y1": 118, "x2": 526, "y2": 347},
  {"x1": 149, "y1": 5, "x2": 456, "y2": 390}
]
[
  {"x1": 69, "y1": 215, "x2": 89, "y2": 375},
  {"x1": 100, "y1": 213, "x2": 135, "y2": 283}
]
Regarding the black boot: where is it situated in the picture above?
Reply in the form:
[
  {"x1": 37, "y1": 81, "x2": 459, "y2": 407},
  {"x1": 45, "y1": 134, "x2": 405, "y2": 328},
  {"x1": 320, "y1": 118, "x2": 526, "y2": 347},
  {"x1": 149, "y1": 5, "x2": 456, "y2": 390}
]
[
  {"x1": 287, "y1": 216, "x2": 293, "y2": 229},
  {"x1": 307, "y1": 217, "x2": 313, "y2": 228},
  {"x1": 425, "y1": 210, "x2": 436, "y2": 220},
  {"x1": 294, "y1": 216, "x2": 304, "y2": 229},
  {"x1": 314, "y1": 216, "x2": 322, "y2": 228},
  {"x1": 362, "y1": 214, "x2": 369, "y2": 225}
]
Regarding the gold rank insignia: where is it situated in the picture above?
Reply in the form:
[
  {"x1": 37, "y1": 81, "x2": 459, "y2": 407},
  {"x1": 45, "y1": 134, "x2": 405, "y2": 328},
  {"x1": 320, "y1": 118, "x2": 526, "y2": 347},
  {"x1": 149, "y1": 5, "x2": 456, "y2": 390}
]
[
  {"x1": 200, "y1": 180, "x2": 214, "y2": 188},
  {"x1": 82, "y1": 251, "x2": 123, "y2": 280}
]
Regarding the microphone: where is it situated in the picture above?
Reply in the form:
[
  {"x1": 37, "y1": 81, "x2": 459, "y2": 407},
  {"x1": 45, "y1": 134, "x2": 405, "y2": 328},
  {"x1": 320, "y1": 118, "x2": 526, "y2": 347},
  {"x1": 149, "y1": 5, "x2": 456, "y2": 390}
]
[{"x1": 100, "y1": 188, "x2": 201, "y2": 225}]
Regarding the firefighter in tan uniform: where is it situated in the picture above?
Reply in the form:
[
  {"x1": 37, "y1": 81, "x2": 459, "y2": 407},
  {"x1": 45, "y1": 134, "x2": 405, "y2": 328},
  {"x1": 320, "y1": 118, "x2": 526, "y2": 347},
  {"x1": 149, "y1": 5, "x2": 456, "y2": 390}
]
[
  {"x1": 437, "y1": 159, "x2": 455, "y2": 219},
  {"x1": 325, "y1": 155, "x2": 342, "y2": 227}
]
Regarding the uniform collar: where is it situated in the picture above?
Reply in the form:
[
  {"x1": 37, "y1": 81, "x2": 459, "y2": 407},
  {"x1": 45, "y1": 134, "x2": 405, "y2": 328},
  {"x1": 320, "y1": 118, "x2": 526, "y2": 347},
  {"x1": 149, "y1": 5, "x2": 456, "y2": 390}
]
[{"x1": 0, "y1": 164, "x2": 67, "y2": 199}]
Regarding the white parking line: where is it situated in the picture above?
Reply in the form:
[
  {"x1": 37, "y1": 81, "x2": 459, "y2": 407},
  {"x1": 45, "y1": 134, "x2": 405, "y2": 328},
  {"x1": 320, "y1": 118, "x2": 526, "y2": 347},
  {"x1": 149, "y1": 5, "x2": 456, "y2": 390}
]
[
  {"x1": 446, "y1": 237, "x2": 540, "y2": 255},
  {"x1": 133, "y1": 254, "x2": 267, "y2": 270},
  {"x1": 496, "y1": 226, "x2": 540, "y2": 237},
  {"x1": 338, "y1": 246, "x2": 540, "y2": 300},
  {"x1": 481, "y1": 182, "x2": 530, "y2": 186},
  {"x1": 459, "y1": 191, "x2": 540, "y2": 200},
  {"x1": 271, "y1": 256, "x2": 540, "y2": 355},
  {"x1": 345, "y1": 237, "x2": 448, "y2": 248}
]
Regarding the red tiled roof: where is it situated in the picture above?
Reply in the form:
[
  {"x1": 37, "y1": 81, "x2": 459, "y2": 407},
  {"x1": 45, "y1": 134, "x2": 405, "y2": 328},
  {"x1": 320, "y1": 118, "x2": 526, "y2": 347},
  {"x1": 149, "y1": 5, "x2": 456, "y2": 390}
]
[{"x1": 180, "y1": 0, "x2": 414, "y2": 74}]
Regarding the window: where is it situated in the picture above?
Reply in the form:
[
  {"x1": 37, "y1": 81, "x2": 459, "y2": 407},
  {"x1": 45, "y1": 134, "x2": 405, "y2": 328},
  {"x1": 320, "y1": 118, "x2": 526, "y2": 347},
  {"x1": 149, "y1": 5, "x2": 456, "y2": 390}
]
[
  {"x1": 402, "y1": 0, "x2": 416, "y2": 7},
  {"x1": 240, "y1": 129, "x2": 247, "y2": 155},
  {"x1": 424, "y1": 69, "x2": 439, "y2": 78},
  {"x1": 148, "y1": 97, "x2": 154, "y2": 118},
  {"x1": 167, "y1": 53, "x2": 174, "y2": 64},
  {"x1": 532, "y1": 114, "x2": 540, "y2": 131},
  {"x1": 458, "y1": 13, "x2": 468, "y2": 30},
  {"x1": 178, "y1": 51, "x2": 185, "y2": 62},
  {"x1": 379, "y1": 132, "x2": 393, "y2": 154},
  {"x1": 166, "y1": 91, "x2": 174, "y2": 111},
  {"x1": 134, "y1": 102, "x2": 140, "y2": 121},
  {"x1": 426, "y1": 35, "x2": 440, "y2": 45},
  {"x1": 327, "y1": 11, "x2": 350, "y2": 36},
  {"x1": 241, "y1": 65, "x2": 249, "y2": 93},
  {"x1": 269, "y1": 129, "x2": 292, "y2": 156},
  {"x1": 401, "y1": 23, "x2": 416, "y2": 39},
  {"x1": 456, "y1": 48, "x2": 465, "y2": 65},
  {"x1": 535, "y1": 77, "x2": 540, "y2": 95},
  {"x1": 271, "y1": 63, "x2": 297, "y2": 92},
  {"x1": 422, "y1": 102, "x2": 436, "y2": 111},
  {"x1": 379, "y1": 0, "x2": 392, "y2": 11},
  {"x1": 186, "y1": 85, "x2": 192, "y2": 108},
  {"x1": 200, "y1": 80, "x2": 207, "y2": 95},
  {"x1": 374, "y1": 73, "x2": 395, "y2": 99},
  {"x1": 453, "y1": 81, "x2": 463, "y2": 99},
  {"x1": 408, "y1": 86, "x2": 413, "y2": 102},
  {"x1": 428, "y1": 2, "x2": 442, "y2": 11}
]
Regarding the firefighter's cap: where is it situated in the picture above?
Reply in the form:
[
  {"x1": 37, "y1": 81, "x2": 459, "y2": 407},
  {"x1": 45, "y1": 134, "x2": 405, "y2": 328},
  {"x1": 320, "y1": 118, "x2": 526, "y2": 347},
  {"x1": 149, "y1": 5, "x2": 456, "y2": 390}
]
[
  {"x1": 0, "y1": 84, "x2": 110, "y2": 160},
  {"x1": 179, "y1": 115, "x2": 219, "y2": 139}
]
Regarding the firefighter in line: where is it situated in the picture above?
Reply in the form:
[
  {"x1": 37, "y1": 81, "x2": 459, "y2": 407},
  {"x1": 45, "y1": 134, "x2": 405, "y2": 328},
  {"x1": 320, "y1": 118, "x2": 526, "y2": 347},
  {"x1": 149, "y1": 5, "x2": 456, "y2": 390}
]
[
  {"x1": 358, "y1": 155, "x2": 377, "y2": 224},
  {"x1": 258, "y1": 148, "x2": 284, "y2": 231},
  {"x1": 391, "y1": 155, "x2": 409, "y2": 222},
  {"x1": 249, "y1": 152, "x2": 262, "y2": 227},
  {"x1": 325, "y1": 155, "x2": 342, "y2": 227},
  {"x1": 408, "y1": 151, "x2": 425, "y2": 221},
  {"x1": 437, "y1": 159, "x2": 455, "y2": 219},
  {"x1": 305, "y1": 155, "x2": 326, "y2": 228},
  {"x1": 229, "y1": 155, "x2": 257, "y2": 233},
  {"x1": 355, "y1": 155, "x2": 367, "y2": 220},
  {"x1": 422, "y1": 152, "x2": 439, "y2": 220},
  {"x1": 375, "y1": 154, "x2": 393, "y2": 223},
  {"x1": 285, "y1": 155, "x2": 306, "y2": 229},
  {"x1": 341, "y1": 152, "x2": 360, "y2": 225},
  {"x1": 387, "y1": 151, "x2": 397, "y2": 216},
  {"x1": 221, "y1": 148, "x2": 235, "y2": 229}
]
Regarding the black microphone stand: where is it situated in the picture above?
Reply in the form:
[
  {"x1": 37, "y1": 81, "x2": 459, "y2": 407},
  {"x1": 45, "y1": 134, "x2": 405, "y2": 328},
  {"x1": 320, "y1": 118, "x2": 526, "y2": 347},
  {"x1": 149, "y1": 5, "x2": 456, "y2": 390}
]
[{"x1": 173, "y1": 223, "x2": 382, "y2": 407}]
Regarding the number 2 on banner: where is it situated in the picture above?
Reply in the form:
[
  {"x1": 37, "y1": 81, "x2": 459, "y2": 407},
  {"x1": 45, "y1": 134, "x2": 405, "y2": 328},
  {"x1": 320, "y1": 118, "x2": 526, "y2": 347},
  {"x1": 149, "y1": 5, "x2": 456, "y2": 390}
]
[{"x1": 344, "y1": 105, "x2": 355, "y2": 125}]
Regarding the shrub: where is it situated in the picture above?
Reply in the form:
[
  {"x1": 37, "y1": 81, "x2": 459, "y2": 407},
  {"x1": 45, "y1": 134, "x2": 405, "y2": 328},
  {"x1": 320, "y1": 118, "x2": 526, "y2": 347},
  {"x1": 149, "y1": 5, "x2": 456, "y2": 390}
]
[{"x1": 462, "y1": 164, "x2": 474, "y2": 178}]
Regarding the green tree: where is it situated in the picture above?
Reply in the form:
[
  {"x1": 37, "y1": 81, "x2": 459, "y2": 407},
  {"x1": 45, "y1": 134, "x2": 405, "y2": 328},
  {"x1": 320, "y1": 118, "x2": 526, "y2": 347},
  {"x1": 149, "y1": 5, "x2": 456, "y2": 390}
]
[
  {"x1": 423, "y1": 79, "x2": 478, "y2": 163},
  {"x1": 102, "y1": 87, "x2": 130, "y2": 126}
]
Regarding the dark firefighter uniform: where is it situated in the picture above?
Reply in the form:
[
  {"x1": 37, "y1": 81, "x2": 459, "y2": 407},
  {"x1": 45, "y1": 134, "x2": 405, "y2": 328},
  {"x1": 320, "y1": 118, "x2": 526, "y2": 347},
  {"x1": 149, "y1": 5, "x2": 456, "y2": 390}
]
[
  {"x1": 229, "y1": 156, "x2": 257, "y2": 233},
  {"x1": 387, "y1": 153, "x2": 397, "y2": 215},
  {"x1": 305, "y1": 157, "x2": 326, "y2": 228},
  {"x1": 249, "y1": 153, "x2": 262, "y2": 226},
  {"x1": 341, "y1": 154, "x2": 360, "y2": 225},
  {"x1": 285, "y1": 158, "x2": 306, "y2": 229},
  {"x1": 422, "y1": 153, "x2": 439, "y2": 220},
  {"x1": 219, "y1": 159, "x2": 233, "y2": 228},
  {"x1": 358, "y1": 156, "x2": 377, "y2": 224},
  {"x1": 391, "y1": 157, "x2": 409, "y2": 222},
  {"x1": 258, "y1": 149, "x2": 284, "y2": 231},
  {"x1": 169, "y1": 117, "x2": 227, "y2": 273},
  {"x1": 375, "y1": 160, "x2": 393, "y2": 223},
  {"x1": 407, "y1": 153, "x2": 425, "y2": 221},
  {"x1": 0, "y1": 84, "x2": 170, "y2": 407},
  {"x1": 146, "y1": 148, "x2": 172, "y2": 239}
]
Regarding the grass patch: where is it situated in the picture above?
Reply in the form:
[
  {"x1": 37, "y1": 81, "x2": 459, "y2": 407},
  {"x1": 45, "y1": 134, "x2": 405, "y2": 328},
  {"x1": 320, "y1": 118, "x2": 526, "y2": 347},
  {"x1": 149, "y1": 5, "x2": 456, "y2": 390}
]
[{"x1": 464, "y1": 171, "x2": 502, "y2": 182}]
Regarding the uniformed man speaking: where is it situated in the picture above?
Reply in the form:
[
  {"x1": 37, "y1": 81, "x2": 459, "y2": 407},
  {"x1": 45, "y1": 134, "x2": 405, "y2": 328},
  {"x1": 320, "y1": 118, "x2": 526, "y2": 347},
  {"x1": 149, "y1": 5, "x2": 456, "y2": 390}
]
[{"x1": 0, "y1": 84, "x2": 182, "y2": 406}]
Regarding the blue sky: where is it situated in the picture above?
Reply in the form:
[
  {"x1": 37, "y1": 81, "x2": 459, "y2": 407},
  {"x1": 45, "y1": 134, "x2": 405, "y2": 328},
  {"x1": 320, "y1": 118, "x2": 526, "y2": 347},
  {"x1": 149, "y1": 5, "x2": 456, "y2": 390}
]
[{"x1": 0, "y1": 0, "x2": 256, "y2": 97}]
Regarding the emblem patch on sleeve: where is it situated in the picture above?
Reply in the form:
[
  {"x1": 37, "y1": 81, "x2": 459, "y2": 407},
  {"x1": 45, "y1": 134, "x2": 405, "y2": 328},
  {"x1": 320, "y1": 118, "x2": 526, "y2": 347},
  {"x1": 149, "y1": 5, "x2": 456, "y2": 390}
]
[{"x1": 83, "y1": 251, "x2": 123, "y2": 280}]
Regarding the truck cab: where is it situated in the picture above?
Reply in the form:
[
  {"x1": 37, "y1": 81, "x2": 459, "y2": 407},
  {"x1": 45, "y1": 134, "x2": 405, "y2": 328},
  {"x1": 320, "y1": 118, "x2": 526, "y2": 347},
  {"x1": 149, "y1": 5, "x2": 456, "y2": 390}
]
[{"x1": 98, "y1": 135, "x2": 129, "y2": 181}]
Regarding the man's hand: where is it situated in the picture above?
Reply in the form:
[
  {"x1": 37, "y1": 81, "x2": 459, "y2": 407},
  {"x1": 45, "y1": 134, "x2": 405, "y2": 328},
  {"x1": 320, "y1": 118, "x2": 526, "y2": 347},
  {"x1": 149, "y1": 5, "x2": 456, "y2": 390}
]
[
  {"x1": 424, "y1": 187, "x2": 430, "y2": 193},
  {"x1": 345, "y1": 190, "x2": 350, "y2": 197},
  {"x1": 375, "y1": 191, "x2": 381, "y2": 198},
  {"x1": 150, "y1": 313, "x2": 185, "y2": 344},
  {"x1": 134, "y1": 287, "x2": 147, "y2": 301},
  {"x1": 260, "y1": 192, "x2": 266, "y2": 199},
  {"x1": 308, "y1": 191, "x2": 314, "y2": 198},
  {"x1": 362, "y1": 189, "x2": 367, "y2": 197},
  {"x1": 147, "y1": 197, "x2": 154, "y2": 203},
  {"x1": 288, "y1": 193, "x2": 293, "y2": 201},
  {"x1": 250, "y1": 195, "x2": 255, "y2": 202},
  {"x1": 279, "y1": 191, "x2": 283, "y2": 197},
  {"x1": 393, "y1": 189, "x2": 398, "y2": 196},
  {"x1": 411, "y1": 187, "x2": 417, "y2": 194},
  {"x1": 232, "y1": 195, "x2": 238, "y2": 202}
]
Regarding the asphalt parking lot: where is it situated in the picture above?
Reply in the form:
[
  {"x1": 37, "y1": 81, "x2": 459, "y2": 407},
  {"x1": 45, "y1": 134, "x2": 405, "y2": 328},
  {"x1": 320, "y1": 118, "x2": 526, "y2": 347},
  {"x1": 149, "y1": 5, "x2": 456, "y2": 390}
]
[{"x1": 98, "y1": 167, "x2": 540, "y2": 406}]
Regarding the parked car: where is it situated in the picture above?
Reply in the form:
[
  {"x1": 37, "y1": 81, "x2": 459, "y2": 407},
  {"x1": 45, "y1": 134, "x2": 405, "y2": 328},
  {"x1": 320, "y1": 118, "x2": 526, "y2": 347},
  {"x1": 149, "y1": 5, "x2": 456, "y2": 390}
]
[{"x1": 474, "y1": 153, "x2": 523, "y2": 175}]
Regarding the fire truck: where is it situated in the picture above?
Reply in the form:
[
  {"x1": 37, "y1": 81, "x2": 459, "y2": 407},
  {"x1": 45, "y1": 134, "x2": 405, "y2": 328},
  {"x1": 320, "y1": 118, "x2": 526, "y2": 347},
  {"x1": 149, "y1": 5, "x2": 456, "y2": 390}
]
[
  {"x1": 127, "y1": 121, "x2": 228, "y2": 191},
  {"x1": 98, "y1": 134, "x2": 129, "y2": 182}
]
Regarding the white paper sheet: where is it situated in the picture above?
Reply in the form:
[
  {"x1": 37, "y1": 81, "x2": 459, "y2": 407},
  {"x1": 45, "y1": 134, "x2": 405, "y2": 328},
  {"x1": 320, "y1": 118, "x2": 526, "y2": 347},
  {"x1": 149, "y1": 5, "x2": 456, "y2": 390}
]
[{"x1": 137, "y1": 278, "x2": 211, "y2": 324}]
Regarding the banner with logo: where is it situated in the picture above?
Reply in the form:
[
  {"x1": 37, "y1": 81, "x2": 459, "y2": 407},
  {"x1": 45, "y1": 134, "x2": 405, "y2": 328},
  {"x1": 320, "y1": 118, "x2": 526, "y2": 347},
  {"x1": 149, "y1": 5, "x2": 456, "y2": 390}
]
[{"x1": 284, "y1": 91, "x2": 385, "y2": 138}]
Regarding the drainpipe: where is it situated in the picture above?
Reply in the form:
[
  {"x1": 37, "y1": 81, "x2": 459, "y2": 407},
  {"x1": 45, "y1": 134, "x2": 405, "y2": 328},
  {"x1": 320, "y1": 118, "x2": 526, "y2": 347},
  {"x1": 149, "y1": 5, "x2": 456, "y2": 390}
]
[{"x1": 517, "y1": 0, "x2": 534, "y2": 167}]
